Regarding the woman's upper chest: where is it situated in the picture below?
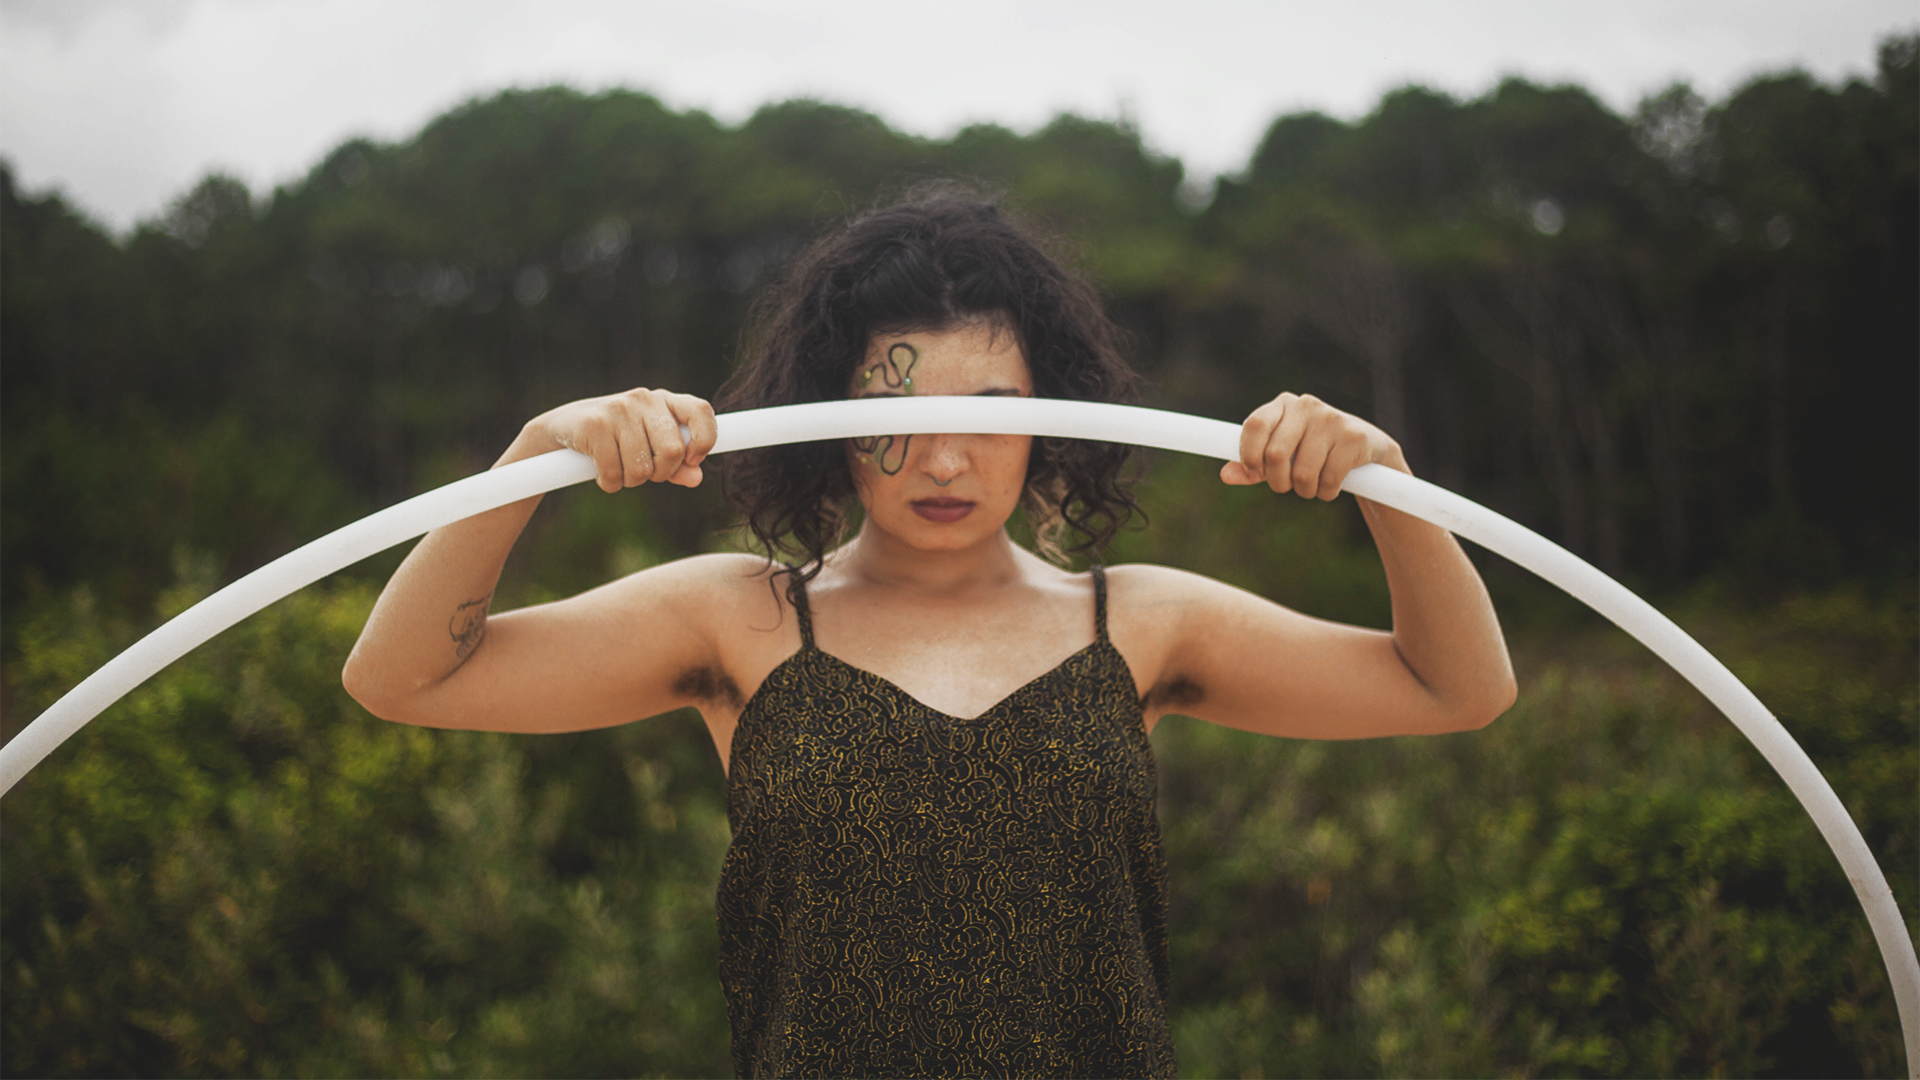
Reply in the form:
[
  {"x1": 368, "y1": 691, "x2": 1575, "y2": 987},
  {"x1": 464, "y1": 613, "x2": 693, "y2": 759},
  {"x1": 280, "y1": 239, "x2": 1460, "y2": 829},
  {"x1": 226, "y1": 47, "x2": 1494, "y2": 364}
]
[
  {"x1": 703, "y1": 563, "x2": 1191, "y2": 762},
  {"x1": 803, "y1": 575, "x2": 1103, "y2": 721}
]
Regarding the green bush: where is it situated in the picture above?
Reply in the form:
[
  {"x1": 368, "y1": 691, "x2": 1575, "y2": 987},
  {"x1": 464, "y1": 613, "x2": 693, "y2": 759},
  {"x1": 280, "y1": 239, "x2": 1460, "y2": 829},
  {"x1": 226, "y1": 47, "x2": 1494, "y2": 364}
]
[
  {"x1": 2, "y1": 560, "x2": 732, "y2": 1077},
  {"x1": 3, "y1": 497, "x2": 1912, "y2": 1078},
  {"x1": 1152, "y1": 584, "x2": 1914, "y2": 1079}
]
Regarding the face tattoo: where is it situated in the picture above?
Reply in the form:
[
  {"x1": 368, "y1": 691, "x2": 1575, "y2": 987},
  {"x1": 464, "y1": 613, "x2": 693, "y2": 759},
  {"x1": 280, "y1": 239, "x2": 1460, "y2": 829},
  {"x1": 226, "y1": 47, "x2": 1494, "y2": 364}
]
[{"x1": 851, "y1": 342, "x2": 920, "y2": 475}]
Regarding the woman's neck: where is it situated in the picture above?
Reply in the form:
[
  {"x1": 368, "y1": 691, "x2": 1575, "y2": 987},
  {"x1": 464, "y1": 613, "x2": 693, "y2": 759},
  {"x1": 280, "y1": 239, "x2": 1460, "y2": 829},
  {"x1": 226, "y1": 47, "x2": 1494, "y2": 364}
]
[{"x1": 834, "y1": 523, "x2": 1031, "y2": 596}]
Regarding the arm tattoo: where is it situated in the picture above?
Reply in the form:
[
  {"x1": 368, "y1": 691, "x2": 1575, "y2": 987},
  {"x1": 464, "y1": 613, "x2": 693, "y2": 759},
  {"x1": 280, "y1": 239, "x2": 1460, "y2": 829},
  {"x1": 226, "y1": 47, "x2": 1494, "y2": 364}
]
[{"x1": 449, "y1": 593, "x2": 492, "y2": 662}]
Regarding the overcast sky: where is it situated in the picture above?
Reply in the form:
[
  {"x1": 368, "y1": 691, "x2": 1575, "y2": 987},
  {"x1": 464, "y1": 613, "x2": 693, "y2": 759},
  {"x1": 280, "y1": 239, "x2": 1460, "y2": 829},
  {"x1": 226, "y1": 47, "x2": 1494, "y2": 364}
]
[{"x1": 2, "y1": 0, "x2": 1912, "y2": 234}]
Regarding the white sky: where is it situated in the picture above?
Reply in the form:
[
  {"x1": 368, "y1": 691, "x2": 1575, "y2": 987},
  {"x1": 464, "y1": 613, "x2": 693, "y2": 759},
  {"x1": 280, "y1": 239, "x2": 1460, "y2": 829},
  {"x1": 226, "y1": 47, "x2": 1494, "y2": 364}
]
[{"x1": 1, "y1": 0, "x2": 1912, "y2": 234}]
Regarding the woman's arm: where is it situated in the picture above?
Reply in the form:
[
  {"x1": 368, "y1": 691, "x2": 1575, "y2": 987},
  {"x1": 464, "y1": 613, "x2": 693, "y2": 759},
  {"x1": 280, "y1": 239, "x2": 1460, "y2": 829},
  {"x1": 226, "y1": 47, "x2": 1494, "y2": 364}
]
[
  {"x1": 1121, "y1": 393, "x2": 1517, "y2": 739},
  {"x1": 341, "y1": 388, "x2": 730, "y2": 732}
]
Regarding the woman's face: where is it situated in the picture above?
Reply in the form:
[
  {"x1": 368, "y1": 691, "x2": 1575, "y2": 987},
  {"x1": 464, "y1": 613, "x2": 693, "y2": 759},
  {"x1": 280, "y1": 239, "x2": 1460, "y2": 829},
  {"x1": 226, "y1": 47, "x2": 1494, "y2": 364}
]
[{"x1": 846, "y1": 321, "x2": 1034, "y2": 551}]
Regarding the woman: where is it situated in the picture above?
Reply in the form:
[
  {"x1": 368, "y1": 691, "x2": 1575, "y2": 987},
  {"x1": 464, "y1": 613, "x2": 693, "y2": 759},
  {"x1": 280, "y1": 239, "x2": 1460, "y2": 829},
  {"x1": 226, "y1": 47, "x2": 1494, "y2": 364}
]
[{"x1": 343, "y1": 189, "x2": 1517, "y2": 1077}]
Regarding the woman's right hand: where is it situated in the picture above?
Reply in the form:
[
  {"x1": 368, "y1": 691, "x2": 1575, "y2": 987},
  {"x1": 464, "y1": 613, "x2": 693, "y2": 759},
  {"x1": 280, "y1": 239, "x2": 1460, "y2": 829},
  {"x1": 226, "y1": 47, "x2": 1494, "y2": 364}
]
[{"x1": 501, "y1": 387, "x2": 718, "y2": 492}]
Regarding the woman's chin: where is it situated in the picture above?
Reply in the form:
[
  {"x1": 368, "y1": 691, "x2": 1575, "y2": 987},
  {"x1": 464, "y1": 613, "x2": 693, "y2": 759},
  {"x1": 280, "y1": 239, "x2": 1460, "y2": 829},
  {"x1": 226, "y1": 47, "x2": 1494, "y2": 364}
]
[{"x1": 865, "y1": 513, "x2": 1009, "y2": 553}]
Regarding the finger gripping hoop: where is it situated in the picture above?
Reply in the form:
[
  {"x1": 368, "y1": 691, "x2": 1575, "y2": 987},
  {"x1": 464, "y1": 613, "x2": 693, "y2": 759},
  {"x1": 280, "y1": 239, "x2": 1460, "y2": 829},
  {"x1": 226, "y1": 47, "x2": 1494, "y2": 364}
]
[{"x1": 3, "y1": 396, "x2": 1914, "y2": 1073}]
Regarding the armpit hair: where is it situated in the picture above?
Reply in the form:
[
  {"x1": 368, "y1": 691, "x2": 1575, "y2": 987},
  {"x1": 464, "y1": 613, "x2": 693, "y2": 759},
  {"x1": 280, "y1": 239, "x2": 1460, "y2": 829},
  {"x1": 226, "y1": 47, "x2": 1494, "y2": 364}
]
[
  {"x1": 673, "y1": 665, "x2": 744, "y2": 711},
  {"x1": 1148, "y1": 676, "x2": 1204, "y2": 711}
]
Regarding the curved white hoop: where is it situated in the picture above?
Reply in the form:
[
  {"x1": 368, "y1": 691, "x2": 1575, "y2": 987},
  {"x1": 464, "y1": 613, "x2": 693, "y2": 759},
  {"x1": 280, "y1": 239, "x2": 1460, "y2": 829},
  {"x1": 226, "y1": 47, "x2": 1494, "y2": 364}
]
[{"x1": 2, "y1": 396, "x2": 1913, "y2": 1072}]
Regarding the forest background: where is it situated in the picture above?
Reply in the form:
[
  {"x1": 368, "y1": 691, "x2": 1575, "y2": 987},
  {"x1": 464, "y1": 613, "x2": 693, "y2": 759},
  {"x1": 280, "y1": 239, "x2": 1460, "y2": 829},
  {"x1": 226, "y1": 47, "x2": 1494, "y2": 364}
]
[{"x1": 2, "y1": 33, "x2": 1915, "y2": 1079}]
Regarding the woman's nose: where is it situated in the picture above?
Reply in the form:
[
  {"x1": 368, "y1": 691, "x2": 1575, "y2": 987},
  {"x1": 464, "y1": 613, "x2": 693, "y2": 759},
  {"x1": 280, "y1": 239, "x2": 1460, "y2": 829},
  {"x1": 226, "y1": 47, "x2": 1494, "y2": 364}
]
[{"x1": 917, "y1": 433, "x2": 968, "y2": 482}]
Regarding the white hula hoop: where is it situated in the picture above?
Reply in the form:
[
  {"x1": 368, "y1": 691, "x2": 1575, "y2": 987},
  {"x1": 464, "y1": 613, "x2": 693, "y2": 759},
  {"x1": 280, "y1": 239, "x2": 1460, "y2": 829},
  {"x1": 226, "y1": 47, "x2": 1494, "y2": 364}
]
[{"x1": 2, "y1": 396, "x2": 1913, "y2": 1073}]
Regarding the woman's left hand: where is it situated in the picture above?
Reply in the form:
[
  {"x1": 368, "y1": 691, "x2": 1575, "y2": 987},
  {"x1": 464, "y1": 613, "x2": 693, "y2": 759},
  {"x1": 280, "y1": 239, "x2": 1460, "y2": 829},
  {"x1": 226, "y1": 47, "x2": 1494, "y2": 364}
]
[{"x1": 1221, "y1": 392, "x2": 1408, "y2": 499}]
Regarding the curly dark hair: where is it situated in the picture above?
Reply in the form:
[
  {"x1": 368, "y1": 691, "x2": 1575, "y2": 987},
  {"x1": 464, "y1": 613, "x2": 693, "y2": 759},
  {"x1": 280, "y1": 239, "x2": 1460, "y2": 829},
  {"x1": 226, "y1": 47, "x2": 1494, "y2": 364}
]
[{"x1": 718, "y1": 182, "x2": 1144, "y2": 593}]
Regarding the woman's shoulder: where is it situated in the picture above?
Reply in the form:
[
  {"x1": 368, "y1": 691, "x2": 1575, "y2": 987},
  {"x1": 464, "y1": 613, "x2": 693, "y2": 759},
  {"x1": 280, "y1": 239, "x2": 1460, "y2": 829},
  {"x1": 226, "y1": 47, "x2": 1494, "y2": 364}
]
[
  {"x1": 601, "y1": 552, "x2": 790, "y2": 616},
  {"x1": 1101, "y1": 561, "x2": 1284, "y2": 622},
  {"x1": 1102, "y1": 561, "x2": 1226, "y2": 598},
  {"x1": 605, "y1": 550, "x2": 772, "y2": 585}
]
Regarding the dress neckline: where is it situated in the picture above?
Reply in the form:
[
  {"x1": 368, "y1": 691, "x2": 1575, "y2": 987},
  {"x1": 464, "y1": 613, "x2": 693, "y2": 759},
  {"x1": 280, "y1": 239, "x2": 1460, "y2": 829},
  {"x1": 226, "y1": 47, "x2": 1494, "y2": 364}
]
[
  {"x1": 735, "y1": 563, "x2": 1122, "y2": 726},
  {"x1": 805, "y1": 638, "x2": 1110, "y2": 723}
]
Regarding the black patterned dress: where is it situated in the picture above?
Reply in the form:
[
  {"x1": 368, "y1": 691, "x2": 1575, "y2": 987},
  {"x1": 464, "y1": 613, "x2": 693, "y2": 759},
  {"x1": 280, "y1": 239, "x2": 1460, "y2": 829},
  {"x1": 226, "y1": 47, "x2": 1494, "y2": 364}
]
[{"x1": 716, "y1": 566, "x2": 1176, "y2": 1078}]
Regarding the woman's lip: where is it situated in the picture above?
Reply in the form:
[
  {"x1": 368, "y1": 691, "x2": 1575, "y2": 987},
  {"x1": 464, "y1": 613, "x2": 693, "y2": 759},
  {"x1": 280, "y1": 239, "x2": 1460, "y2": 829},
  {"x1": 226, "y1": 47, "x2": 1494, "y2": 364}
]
[{"x1": 910, "y1": 498, "x2": 975, "y2": 523}]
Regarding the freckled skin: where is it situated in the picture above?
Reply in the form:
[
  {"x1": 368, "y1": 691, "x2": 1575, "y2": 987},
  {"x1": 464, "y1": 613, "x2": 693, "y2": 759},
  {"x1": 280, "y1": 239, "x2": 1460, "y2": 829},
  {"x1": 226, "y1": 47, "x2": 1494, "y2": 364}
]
[{"x1": 844, "y1": 326, "x2": 1033, "y2": 554}]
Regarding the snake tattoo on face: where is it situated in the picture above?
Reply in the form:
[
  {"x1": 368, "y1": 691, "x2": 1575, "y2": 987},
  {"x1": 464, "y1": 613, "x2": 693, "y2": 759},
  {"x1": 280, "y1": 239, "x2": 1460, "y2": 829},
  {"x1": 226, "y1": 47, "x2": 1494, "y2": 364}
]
[{"x1": 851, "y1": 342, "x2": 920, "y2": 475}]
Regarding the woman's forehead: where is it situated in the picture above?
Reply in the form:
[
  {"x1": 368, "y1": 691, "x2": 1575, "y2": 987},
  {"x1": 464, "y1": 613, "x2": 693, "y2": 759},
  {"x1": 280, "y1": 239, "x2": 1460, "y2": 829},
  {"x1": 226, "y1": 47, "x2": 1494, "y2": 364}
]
[{"x1": 852, "y1": 323, "x2": 1031, "y2": 395}]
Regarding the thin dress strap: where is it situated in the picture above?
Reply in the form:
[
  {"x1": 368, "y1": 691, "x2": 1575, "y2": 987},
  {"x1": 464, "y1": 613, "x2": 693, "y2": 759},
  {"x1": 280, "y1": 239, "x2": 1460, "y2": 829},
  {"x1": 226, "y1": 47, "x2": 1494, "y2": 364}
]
[
  {"x1": 1091, "y1": 564, "x2": 1110, "y2": 643},
  {"x1": 786, "y1": 570, "x2": 816, "y2": 649}
]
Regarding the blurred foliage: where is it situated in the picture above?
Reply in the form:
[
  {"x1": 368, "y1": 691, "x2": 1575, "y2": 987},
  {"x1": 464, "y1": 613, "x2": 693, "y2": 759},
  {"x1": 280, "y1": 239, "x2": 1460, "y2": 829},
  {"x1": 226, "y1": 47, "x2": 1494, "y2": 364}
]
[
  {"x1": 4, "y1": 543, "x2": 1910, "y2": 1077},
  {"x1": 1, "y1": 409, "x2": 368, "y2": 651},
  {"x1": 1151, "y1": 579, "x2": 1915, "y2": 1078},
  {"x1": 3, "y1": 568, "x2": 732, "y2": 1077},
  {"x1": 3, "y1": 32, "x2": 1915, "y2": 1079}
]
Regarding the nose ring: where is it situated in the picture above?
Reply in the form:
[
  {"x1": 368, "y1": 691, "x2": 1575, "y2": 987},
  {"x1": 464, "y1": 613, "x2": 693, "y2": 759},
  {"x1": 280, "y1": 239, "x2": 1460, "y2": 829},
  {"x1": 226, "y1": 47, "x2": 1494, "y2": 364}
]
[{"x1": 933, "y1": 477, "x2": 953, "y2": 487}]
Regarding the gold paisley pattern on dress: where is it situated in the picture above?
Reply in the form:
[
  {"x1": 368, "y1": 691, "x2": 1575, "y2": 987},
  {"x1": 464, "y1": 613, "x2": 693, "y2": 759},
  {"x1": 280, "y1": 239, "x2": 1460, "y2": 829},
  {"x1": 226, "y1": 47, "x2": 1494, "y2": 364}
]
[{"x1": 718, "y1": 566, "x2": 1176, "y2": 1078}]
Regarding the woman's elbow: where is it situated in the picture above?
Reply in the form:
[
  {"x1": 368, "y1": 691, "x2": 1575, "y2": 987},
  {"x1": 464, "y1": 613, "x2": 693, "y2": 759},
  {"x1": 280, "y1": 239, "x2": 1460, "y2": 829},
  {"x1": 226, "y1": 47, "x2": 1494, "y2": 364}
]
[
  {"x1": 1457, "y1": 671, "x2": 1519, "y2": 731},
  {"x1": 342, "y1": 658, "x2": 384, "y2": 717},
  {"x1": 341, "y1": 653, "x2": 411, "y2": 724},
  {"x1": 1423, "y1": 670, "x2": 1517, "y2": 734}
]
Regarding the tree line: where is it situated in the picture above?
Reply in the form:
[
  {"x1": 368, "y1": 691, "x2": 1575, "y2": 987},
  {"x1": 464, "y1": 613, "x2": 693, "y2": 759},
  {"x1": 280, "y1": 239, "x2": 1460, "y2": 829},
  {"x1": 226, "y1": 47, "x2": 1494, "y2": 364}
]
[{"x1": 4, "y1": 36, "x2": 1913, "y2": 615}]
